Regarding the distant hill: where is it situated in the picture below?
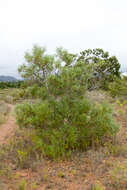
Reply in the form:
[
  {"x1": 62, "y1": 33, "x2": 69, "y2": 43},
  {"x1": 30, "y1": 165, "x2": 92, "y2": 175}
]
[{"x1": 0, "y1": 76, "x2": 18, "y2": 82}]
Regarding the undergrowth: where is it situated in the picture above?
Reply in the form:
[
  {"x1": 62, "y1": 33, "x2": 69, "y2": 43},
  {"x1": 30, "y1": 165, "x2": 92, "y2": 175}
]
[
  {"x1": 0, "y1": 101, "x2": 10, "y2": 124},
  {"x1": 15, "y1": 99, "x2": 119, "y2": 159}
]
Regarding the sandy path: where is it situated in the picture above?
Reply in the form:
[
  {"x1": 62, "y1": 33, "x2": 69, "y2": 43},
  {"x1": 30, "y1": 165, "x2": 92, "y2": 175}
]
[{"x1": 0, "y1": 104, "x2": 17, "y2": 144}]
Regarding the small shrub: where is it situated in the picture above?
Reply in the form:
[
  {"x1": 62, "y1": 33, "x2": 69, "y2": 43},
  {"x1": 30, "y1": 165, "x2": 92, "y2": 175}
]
[
  {"x1": 92, "y1": 182, "x2": 104, "y2": 190},
  {"x1": 0, "y1": 166, "x2": 12, "y2": 179},
  {"x1": 109, "y1": 160, "x2": 127, "y2": 188},
  {"x1": 17, "y1": 150, "x2": 28, "y2": 168},
  {"x1": 17, "y1": 178, "x2": 27, "y2": 190},
  {"x1": 58, "y1": 171, "x2": 65, "y2": 178},
  {"x1": 108, "y1": 77, "x2": 127, "y2": 98},
  {"x1": 105, "y1": 143, "x2": 127, "y2": 157},
  {"x1": 0, "y1": 102, "x2": 10, "y2": 125},
  {"x1": 0, "y1": 128, "x2": 43, "y2": 169}
]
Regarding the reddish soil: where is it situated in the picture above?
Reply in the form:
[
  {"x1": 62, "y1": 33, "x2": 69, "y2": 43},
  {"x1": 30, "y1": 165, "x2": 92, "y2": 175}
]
[{"x1": 0, "y1": 104, "x2": 17, "y2": 144}]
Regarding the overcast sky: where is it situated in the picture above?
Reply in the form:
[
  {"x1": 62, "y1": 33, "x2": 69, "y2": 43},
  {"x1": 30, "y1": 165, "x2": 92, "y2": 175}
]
[{"x1": 0, "y1": 0, "x2": 127, "y2": 77}]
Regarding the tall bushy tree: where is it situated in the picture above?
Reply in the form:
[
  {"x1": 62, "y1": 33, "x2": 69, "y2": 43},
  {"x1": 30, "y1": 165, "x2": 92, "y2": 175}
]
[
  {"x1": 18, "y1": 46, "x2": 120, "y2": 90},
  {"x1": 15, "y1": 46, "x2": 119, "y2": 159},
  {"x1": 78, "y1": 48, "x2": 121, "y2": 89},
  {"x1": 79, "y1": 48, "x2": 120, "y2": 76}
]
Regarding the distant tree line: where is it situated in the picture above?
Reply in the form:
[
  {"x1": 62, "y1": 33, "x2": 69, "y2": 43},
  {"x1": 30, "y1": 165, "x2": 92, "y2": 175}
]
[{"x1": 0, "y1": 81, "x2": 24, "y2": 89}]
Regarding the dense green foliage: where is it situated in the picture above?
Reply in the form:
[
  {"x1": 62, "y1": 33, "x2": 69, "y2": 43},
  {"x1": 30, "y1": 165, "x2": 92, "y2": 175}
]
[
  {"x1": 18, "y1": 46, "x2": 120, "y2": 90},
  {"x1": 108, "y1": 76, "x2": 127, "y2": 98},
  {"x1": 18, "y1": 45, "x2": 56, "y2": 86},
  {"x1": 78, "y1": 48, "x2": 120, "y2": 90},
  {"x1": 79, "y1": 48, "x2": 120, "y2": 77},
  {"x1": 15, "y1": 45, "x2": 120, "y2": 159},
  {"x1": 15, "y1": 100, "x2": 119, "y2": 159},
  {"x1": 0, "y1": 81, "x2": 23, "y2": 89}
]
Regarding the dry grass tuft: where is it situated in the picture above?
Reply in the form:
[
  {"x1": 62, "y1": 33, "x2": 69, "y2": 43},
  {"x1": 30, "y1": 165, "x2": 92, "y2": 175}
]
[{"x1": 0, "y1": 101, "x2": 10, "y2": 125}]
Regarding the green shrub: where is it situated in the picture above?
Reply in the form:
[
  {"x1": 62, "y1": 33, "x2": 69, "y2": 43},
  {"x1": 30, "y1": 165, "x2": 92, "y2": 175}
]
[
  {"x1": 108, "y1": 76, "x2": 127, "y2": 98},
  {"x1": 17, "y1": 178, "x2": 27, "y2": 190},
  {"x1": 15, "y1": 46, "x2": 120, "y2": 159},
  {"x1": 92, "y1": 182, "x2": 104, "y2": 190},
  {"x1": 11, "y1": 89, "x2": 26, "y2": 102},
  {"x1": 0, "y1": 81, "x2": 23, "y2": 89},
  {"x1": 24, "y1": 84, "x2": 39, "y2": 98},
  {"x1": 15, "y1": 99, "x2": 119, "y2": 159},
  {"x1": 15, "y1": 101, "x2": 51, "y2": 128},
  {"x1": 12, "y1": 85, "x2": 46, "y2": 101}
]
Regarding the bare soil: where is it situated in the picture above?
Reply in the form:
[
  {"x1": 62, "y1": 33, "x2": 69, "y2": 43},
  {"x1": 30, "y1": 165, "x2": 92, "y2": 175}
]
[{"x1": 0, "y1": 104, "x2": 17, "y2": 144}]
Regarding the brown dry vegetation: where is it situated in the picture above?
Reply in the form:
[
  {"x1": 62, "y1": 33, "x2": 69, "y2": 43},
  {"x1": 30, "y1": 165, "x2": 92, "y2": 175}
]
[
  {"x1": 0, "y1": 101, "x2": 10, "y2": 125},
  {"x1": 0, "y1": 90, "x2": 127, "y2": 190}
]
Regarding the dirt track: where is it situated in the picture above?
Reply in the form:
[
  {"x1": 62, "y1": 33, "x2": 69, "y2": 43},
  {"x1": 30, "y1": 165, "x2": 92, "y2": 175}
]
[{"x1": 0, "y1": 104, "x2": 17, "y2": 144}]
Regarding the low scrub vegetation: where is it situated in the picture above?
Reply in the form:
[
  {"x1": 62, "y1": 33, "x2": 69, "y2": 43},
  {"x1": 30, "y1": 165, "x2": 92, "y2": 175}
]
[
  {"x1": 0, "y1": 128, "x2": 42, "y2": 169},
  {"x1": 1, "y1": 45, "x2": 127, "y2": 189},
  {"x1": 0, "y1": 81, "x2": 23, "y2": 89},
  {"x1": 15, "y1": 100, "x2": 119, "y2": 159},
  {"x1": 0, "y1": 102, "x2": 10, "y2": 125},
  {"x1": 109, "y1": 160, "x2": 127, "y2": 189},
  {"x1": 108, "y1": 76, "x2": 127, "y2": 98}
]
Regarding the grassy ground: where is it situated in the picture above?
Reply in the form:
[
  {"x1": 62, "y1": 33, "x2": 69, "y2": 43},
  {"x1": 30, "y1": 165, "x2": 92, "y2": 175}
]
[{"x1": 0, "y1": 89, "x2": 127, "y2": 189}]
